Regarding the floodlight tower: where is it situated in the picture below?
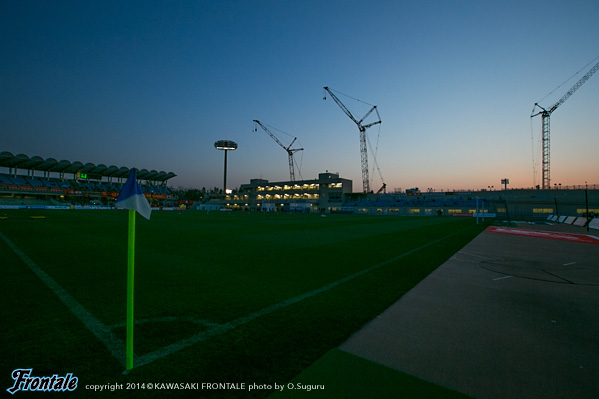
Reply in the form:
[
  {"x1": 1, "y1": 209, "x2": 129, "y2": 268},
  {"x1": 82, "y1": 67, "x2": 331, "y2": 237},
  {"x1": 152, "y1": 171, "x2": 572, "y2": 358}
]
[{"x1": 214, "y1": 140, "x2": 238, "y2": 195}]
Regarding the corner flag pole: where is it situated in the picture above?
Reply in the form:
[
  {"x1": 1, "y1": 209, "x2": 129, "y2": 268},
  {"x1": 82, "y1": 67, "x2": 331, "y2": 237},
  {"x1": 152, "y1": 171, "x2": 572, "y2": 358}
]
[
  {"x1": 126, "y1": 209, "x2": 136, "y2": 370},
  {"x1": 115, "y1": 168, "x2": 152, "y2": 371}
]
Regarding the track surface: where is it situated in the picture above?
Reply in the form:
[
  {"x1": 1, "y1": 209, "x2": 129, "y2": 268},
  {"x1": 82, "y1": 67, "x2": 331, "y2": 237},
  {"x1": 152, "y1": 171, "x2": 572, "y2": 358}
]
[{"x1": 334, "y1": 223, "x2": 599, "y2": 398}]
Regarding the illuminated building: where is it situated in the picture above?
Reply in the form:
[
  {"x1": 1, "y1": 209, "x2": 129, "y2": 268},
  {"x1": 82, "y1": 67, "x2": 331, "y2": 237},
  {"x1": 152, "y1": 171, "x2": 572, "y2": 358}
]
[{"x1": 218, "y1": 172, "x2": 352, "y2": 212}]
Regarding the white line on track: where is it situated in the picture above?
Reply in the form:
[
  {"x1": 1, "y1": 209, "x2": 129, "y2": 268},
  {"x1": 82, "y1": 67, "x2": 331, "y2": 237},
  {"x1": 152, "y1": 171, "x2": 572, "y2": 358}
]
[
  {"x1": 493, "y1": 275, "x2": 513, "y2": 281},
  {"x1": 562, "y1": 262, "x2": 577, "y2": 266}
]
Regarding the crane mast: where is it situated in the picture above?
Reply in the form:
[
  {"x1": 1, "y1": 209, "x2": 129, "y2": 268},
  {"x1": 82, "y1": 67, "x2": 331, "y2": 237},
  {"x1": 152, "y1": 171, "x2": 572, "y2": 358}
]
[
  {"x1": 323, "y1": 87, "x2": 381, "y2": 193},
  {"x1": 253, "y1": 120, "x2": 303, "y2": 181},
  {"x1": 531, "y1": 60, "x2": 599, "y2": 189}
]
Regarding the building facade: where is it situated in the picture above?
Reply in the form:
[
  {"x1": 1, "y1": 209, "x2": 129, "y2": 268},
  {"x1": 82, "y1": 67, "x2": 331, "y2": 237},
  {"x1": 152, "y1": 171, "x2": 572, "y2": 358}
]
[{"x1": 224, "y1": 172, "x2": 353, "y2": 212}]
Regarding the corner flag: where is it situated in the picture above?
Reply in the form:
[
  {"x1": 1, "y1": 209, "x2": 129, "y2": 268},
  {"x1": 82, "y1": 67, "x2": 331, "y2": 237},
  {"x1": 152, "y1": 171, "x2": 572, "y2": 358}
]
[
  {"x1": 116, "y1": 169, "x2": 151, "y2": 220},
  {"x1": 116, "y1": 169, "x2": 151, "y2": 371}
]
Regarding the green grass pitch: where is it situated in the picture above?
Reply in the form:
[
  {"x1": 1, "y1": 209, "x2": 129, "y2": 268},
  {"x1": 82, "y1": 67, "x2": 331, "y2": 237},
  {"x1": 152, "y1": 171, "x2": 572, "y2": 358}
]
[{"x1": 1, "y1": 210, "x2": 489, "y2": 397}]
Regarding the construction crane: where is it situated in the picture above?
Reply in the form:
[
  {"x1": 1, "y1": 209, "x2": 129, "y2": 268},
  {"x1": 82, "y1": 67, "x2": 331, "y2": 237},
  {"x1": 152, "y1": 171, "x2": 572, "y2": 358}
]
[
  {"x1": 323, "y1": 86, "x2": 382, "y2": 193},
  {"x1": 531, "y1": 60, "x2": 599, "y2": 189},
  {"x1": 253, "y1": 120, "x2": 303, "y2": 181}
]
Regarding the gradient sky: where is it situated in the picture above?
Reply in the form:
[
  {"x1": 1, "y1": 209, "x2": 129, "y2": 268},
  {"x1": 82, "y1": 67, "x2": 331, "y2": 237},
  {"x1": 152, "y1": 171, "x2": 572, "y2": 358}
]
[{"x1": 1, "y1": 0, "x2": 598, "y2": 192}]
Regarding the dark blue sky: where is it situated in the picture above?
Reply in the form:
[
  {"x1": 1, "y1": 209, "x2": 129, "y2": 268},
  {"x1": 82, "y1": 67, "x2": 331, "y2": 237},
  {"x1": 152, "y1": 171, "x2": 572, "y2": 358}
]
[{"x1": 1, "y1": 1, "x2": 598, "y2": 190}]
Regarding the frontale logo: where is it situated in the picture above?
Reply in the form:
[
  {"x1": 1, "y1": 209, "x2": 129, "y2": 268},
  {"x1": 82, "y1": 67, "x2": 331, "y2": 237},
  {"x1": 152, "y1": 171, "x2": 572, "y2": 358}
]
[{"x1": 7, "y1": 369, "x2": 78, "y2": 394}]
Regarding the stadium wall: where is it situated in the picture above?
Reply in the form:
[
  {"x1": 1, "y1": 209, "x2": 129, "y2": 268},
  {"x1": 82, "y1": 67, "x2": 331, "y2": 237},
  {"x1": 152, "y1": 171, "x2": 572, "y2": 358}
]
[{"x1": 340, "y1": 189, "x2": 599, "y2": 219}]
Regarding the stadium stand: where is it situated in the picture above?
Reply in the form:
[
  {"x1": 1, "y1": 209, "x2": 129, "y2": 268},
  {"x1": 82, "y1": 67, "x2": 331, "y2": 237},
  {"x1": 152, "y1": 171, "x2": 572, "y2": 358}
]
[{"x1": 0, "y1": 151, "x2": 177, "y2": 206}]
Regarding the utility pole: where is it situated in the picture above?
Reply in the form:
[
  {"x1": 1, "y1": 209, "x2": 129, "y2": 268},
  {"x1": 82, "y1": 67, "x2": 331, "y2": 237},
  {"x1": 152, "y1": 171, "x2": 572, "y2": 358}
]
[{"x1": 585, "y1": 182, "x2": 590, "y2": 232}]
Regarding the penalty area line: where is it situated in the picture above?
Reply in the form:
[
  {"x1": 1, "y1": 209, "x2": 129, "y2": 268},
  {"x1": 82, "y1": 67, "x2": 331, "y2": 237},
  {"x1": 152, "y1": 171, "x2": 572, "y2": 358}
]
[
  {"x1": 0, "y1": 231, "x2": 126, "y2": 367},
  {"x1": 135, "y1": 225, "x2": 476, "y2": 368}
]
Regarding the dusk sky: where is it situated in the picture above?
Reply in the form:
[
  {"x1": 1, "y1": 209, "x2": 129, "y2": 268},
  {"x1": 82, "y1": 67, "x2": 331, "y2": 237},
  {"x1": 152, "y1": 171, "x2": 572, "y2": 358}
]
[{"x1": 1, "y1": 1, "x2": 598, "y2": 192}]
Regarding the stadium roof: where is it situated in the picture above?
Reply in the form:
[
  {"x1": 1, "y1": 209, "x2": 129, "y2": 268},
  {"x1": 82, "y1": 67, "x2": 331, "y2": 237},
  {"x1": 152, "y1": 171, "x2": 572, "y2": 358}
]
[{"x1": 0, "y1": 151, "x2": 176, "y2": 182}]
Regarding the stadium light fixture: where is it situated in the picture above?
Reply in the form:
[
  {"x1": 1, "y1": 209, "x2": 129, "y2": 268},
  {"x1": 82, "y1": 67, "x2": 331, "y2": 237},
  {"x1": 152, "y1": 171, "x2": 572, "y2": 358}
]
[{"x1": 214, "y1": 140, "x2": 238, "y2": 195}]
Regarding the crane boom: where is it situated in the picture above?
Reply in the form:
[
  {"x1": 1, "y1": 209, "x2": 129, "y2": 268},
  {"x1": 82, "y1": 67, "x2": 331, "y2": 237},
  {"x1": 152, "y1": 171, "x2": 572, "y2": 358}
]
[
  {"x1": 323, "y1": 87, "x2": 359, "y2": 125},
  {"x1": 548, "y1": 61, "x2": 599, "y2": 113},
  {"x1": 253, "y1": 120, "x2": 303, "y2": 181},
  {"x1": 531, "y1": 60, "x2": 599, "y2": 189},
  {"x1": 323, "y1": 87, "x2": 382, "y2": 193}
]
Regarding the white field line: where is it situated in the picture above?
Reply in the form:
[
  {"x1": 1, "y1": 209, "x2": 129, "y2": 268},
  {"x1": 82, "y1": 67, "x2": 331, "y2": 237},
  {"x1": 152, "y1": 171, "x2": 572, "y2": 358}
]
[
  {"x1": 135, "y1": 226, "x2": 473, "y2": 368},
  {"x1": 492, "y1": 275, "x2": 513, "y2": 281},
  {"x1": 3, "y1": 225, "x2": 476, "y2": 370},
  {"x1": 0, "y1": 231, "x2": 126, "y2": 366}
]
